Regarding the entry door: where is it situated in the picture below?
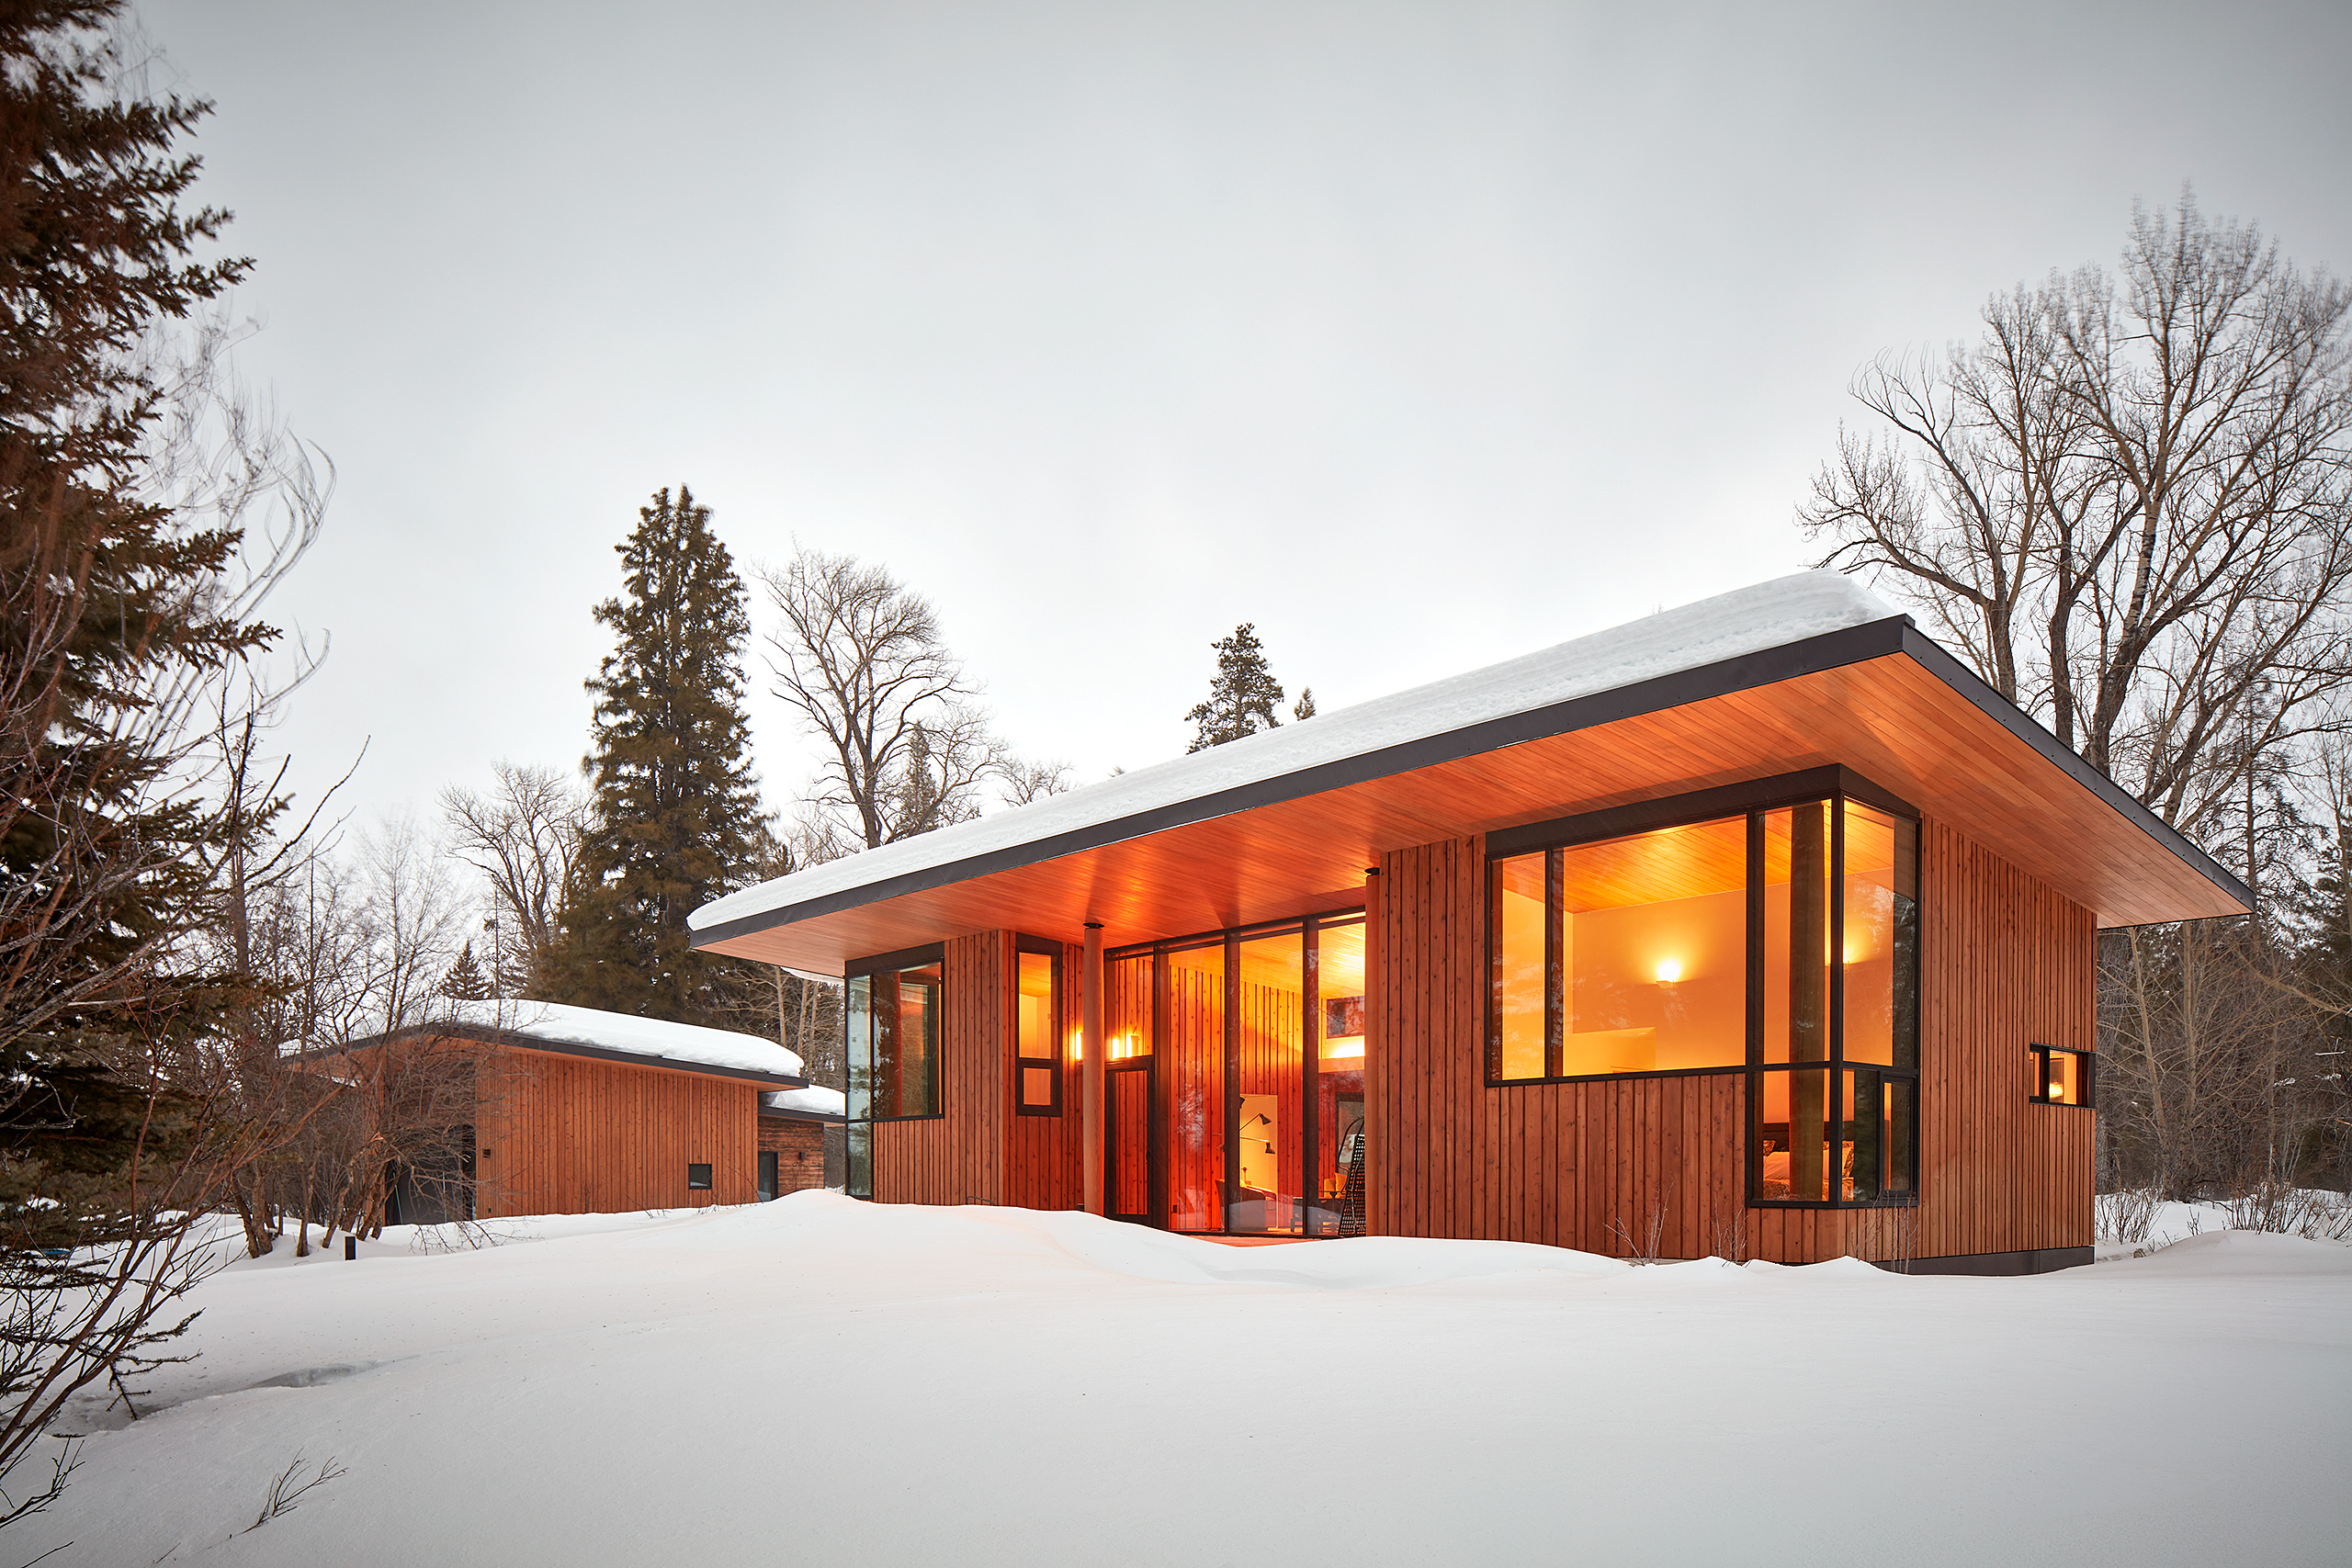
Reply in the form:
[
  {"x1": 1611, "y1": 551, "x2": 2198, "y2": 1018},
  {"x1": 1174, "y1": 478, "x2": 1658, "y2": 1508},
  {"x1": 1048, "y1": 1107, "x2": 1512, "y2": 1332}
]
[{"x1": 1103, "y1": 1058, "x2": 1156, "y2": 1224}]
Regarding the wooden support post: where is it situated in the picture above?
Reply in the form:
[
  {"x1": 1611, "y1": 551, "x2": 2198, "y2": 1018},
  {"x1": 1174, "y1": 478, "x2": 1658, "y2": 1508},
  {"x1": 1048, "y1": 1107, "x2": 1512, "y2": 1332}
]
[{"x1": 1082, "y1": 921, "x2": 1104, "y2": 1214}]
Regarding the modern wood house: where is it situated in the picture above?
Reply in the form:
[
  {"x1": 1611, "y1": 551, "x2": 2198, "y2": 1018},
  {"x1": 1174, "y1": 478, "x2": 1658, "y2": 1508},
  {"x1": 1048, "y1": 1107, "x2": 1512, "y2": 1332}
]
[
  {"x1": 689, "y1": 573, "x2": 2248, "y2": 1274},
  {"x1": 315, "y1": 1000, "x2": 836, "y2": 1223}
]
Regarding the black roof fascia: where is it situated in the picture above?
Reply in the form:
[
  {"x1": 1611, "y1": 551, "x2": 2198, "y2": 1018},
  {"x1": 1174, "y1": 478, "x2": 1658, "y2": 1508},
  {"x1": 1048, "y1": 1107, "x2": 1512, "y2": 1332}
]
[
  {"x1": 691, "y1": 617, "x2": 1914, "y2": 950},
  {"x1": 760, "y1": 1103, "x2": 846, "y2": 1123},
  {"x1": 316, "y1": 1022, "x2": 809, "y2": 1089},
  {"x1": 1895, "y1": 625, "x2": 2249, "y2": 914},
  {"x1": 692, "y1": 613, "x2": 2249, "y2": 948}
]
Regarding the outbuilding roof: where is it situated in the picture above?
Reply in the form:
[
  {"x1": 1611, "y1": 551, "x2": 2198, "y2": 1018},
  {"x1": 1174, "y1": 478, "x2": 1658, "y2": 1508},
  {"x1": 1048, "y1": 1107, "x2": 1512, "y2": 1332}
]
[
  {"x1": 691, "y1": 570, "x2": 2250, "y2": 970},
  {"x1": 763, "y1": 1085, "x2": 847, "y2": 1121},
  {"x1": 316, "y1": 999, "x2": 808, "y2": 1086}
]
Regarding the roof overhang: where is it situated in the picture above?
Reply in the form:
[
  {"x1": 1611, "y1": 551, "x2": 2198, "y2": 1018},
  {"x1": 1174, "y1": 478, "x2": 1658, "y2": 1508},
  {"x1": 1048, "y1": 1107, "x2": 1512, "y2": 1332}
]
[
  {"x1": 695, "y1": 615, "x2": 2249, "y2": 973},
  {"x1": 310, "y1": 1025, "x2": 810, "y2": 1089}
]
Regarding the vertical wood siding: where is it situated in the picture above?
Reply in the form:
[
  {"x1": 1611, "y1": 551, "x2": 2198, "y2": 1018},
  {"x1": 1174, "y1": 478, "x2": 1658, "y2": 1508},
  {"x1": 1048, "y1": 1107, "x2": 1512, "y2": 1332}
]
[
  {"x1": 1368, "y1": 819, "x2": 2093, "y2": 1263},
  {"x1": 1003, "y1": 942, "x2": 1087, "y2": 1210},
  {"x1": 473, "y1": 1046, "x2": 758, "y2": 1217},
  {"x1": 875, "y1": 931, "x2": 1004, "y2": 1204}
]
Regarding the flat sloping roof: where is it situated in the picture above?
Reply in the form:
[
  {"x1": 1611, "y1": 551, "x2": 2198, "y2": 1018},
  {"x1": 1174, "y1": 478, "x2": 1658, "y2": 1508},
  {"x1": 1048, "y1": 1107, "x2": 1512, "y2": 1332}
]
[
  {"x1": 311, "y1": 1000, "x2": 808, "y2": 1086},
  {"x1": 763, "y1": 1085, "x2": 846, "y2": 1121},
  {"x1": 692, "y1": 572, "x2": 2248, "y2": 968}
]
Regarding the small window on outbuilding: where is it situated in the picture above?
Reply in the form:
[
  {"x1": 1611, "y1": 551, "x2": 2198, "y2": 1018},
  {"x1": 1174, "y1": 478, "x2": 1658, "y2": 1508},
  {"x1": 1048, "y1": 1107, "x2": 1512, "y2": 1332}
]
[
  {"x1": 686, "y1": 1162, "x2": 714, "y2": 1190},
  {"x1": 2029, "y1": 1045, "x2": 2093, "y2": 1107}
]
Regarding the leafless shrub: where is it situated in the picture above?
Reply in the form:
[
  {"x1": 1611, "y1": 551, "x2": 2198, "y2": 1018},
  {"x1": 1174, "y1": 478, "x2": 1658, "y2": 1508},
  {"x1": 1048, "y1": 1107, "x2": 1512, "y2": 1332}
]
[
  {"x1": 1706, "y1": 1194, "x2": 1747, "y2": 1263},
  {"x1": 2097, "y1": 1185, "x2": 2163, "y2": 1244},
  {"x1": 1607, "y1": 1195, "x2": 1669, "y2": 1264},
  {"x1": 2224, "y1": 1178, "x2": 2352, "y2": 1240},
  {"x1": 1885, "y1": 1205, "x2": 1917, "y2": 1274},
  {"x1": 244, "y1": 1450, "x2": 345, "y2": 1531}
]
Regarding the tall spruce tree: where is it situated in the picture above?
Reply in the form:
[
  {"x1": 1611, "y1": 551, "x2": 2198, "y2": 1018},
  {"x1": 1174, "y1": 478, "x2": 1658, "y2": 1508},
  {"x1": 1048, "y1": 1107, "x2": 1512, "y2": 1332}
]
[
  {"x1": 1184, "y1": 623, "x2": 1286, "y2": 752},
  {"x1": 542, "y1": 486, "x2": 764, "y2": 1024}
]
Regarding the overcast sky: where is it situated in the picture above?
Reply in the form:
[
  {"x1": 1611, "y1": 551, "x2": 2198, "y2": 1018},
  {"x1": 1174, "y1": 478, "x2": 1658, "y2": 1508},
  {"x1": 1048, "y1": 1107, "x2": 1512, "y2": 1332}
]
[{"x1": 141, "y1": 0, "x2": 2352, "y2": 846}]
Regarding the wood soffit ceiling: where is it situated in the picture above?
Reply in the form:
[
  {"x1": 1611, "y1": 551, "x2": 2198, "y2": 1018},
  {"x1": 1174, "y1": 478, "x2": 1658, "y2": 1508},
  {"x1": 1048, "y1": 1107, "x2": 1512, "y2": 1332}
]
[{"x1": 698, "y1": 637, "x2": 2250, "y2": 975}]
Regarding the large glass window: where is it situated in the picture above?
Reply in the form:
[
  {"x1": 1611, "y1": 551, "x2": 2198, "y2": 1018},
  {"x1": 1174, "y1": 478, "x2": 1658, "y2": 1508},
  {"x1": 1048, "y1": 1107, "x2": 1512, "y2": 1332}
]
[
  {"x1": 1489, "y1": 784, "x2": 1920, "y2": 1208},
  {"x1": 1103, "y1": 911, "x2": 1366, "y2": 1235},
  {"x1": 844, "y1": 946, "x2": 945, "y2": 1200},
  {"x1": 1015, "y1": 941, "x2": 1062, "y2": 1116},
  {"x1": 1491, "y1": 814, "x2": 1752, "y2": 1081}
]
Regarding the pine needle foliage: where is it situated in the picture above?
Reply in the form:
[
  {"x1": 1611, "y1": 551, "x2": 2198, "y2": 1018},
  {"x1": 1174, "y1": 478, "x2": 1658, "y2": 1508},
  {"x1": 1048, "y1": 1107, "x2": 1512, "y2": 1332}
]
[
  {"x1": 0, "y1": 0, "x2": 270, "y2": 1247},
  {"x1": 543, "y1": 487, "x2": 763, "y2": 1026},
  {"x1": 1184, "y1": 623, "x2": 1285, "y2": 752}
]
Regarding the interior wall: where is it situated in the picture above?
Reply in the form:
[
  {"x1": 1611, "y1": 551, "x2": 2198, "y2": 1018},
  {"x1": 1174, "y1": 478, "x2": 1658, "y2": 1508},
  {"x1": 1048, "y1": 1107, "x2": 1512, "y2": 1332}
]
[{"x1": 1368, "y1": 818, "x2": 2095, "y2": 1263}]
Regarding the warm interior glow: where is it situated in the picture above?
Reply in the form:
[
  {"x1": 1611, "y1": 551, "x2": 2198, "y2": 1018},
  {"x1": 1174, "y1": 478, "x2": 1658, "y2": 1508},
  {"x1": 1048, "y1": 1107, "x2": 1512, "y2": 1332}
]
[
  {"x1": 1322, "y1": 1034, "x2": 1365, "y2": 1060},
  {"x1": 1655, "y1": 957, "x2": 1682, "y2": 984}
]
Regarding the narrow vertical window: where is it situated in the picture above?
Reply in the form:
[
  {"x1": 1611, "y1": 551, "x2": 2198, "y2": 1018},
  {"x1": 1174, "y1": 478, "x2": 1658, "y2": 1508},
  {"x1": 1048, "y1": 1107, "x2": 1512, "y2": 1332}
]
[
  {"x1": 844, "y1": 945, "x2": 949, "y2": 1201},
  {"x1": 1758, "y1": 800, "x2": 1835, "y2": 1200},
  {"x1": 1490, "y1": 852, "x2": 1546, "y2": 1080},
  {"x1": 1015, "y1": 940, "x2": 1062, "y2": 1116}
]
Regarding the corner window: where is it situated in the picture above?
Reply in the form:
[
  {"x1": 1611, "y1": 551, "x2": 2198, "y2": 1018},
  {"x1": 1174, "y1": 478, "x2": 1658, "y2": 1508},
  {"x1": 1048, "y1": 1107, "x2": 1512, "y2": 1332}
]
[
  {"x1": 1015, "y1": 939, "x2": 1063, "y2": 1117},
  {"x1": 845, "y1": 944, "x2": 947, "y2": 1200},
  {"x1": 1486, "y1": 776, "x2": 1920, "y2": 1209},
  {"x1": 1489, "y1": 815, "x2": 1749, "y2": 1081},
  {"x1": 2030, "y1": 1044, "x2": 2093, "y2": 1107},
  {"x1": 686, "y1": 1163, "x2": 713, "y2": 1190}
]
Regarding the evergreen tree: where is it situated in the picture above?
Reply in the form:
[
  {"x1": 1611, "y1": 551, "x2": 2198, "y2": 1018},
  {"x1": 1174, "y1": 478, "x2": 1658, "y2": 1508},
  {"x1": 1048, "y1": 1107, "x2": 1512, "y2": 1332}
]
[
  {"x1": 0, "y1": 1, "x2": 267, "y2": 1246},
  {"x1": 1184, "y1": 624, "x2": 1286, "y2": 752},
  {"x1": 541, "y1": 486, "x2": 764, "y2": 1025},
  {"x1": 437, "y1": 942, "x2": 492, "y2": 1002},
  {"x1": 1294, "y1": 687, "x2": 1317, "y2": 721}
]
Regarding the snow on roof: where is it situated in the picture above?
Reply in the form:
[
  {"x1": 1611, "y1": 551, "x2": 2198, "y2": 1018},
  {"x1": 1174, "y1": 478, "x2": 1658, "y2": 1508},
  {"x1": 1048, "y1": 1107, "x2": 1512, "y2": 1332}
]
[
  {"x1": 438, "y1": 999, "x2": 805, "y2": 1080},
  {"x1": 763, "y1": 1085, "x2": 846, "y2": 1119},
  {"x1": 691, "y1": 570, "x2": 1903, "y2": 937}
]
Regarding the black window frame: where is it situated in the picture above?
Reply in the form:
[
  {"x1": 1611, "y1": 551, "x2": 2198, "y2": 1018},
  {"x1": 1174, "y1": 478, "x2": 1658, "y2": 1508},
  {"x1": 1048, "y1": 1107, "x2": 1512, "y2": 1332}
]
[
  {"x1": 686, "y1": 1162, "x2": 713, "y2": 1191},
  {"x1": 844, "y1": 941, "x2": 949, "y2": 1201},
  {"x1": 2028, "y1": 1043, "x2": 2095, "y2": 1108},
  {"x1": 1012, "y1": 934, "x2": 1064, "y2": 1118},
  {"x1": 1104, "y1": 905, "x2": 1369, "y2": 1236},
  {"x1": 1482, "y1": 765, "x2": 1922, "y2": 1211}
]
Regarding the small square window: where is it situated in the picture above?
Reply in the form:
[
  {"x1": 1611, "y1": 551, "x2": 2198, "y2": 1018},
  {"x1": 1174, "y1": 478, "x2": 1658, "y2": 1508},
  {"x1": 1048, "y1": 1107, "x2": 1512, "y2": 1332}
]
[
  {"x1": 2028, "y1": 1045, "x2": 2093, "y2": 1107},
  {"x1": 686, "y1": 1162, "x2": 713, "y2": 1190}
]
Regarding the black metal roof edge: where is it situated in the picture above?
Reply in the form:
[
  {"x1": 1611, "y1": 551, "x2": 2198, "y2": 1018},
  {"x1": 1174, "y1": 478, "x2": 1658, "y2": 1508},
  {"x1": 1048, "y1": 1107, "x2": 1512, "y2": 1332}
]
[
  {"x1": 1894, "y1": 626, "x2": 2251, "y2": 913},
  {"x1": 1483, "y1": 763, "x2": 1922, "y2": 860},
  {"x1": 760, "y1": 1103, "x2": 845, "y2": 1122},
  {"x1": 690, "y1": 616, "x2": 1915, "y2": 949},
  {"x1": 312, "y1": 1021, "x2": 809, "y2": 1089}
]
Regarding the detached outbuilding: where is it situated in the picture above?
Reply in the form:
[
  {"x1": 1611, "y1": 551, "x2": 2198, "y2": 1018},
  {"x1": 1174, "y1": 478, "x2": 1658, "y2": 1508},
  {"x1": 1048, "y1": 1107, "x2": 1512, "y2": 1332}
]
[
  {"x1": 688, "y1": 573, "x2": 2248, "y2": 1274},
  {"x1": 320, "y1": 1000, "x2": 836, "y2": 1222}
]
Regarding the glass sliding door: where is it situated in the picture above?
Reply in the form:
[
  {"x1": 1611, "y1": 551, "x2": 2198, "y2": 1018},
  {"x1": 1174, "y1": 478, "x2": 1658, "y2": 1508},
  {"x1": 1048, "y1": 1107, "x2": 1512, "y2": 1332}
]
[
  {"x1": 1230, "y1": 930, "x2": 1305, "y2": 1235},
  {"x1": 1310, "y1": 918, "x2": 1367, "y2": 1236},
  {"x1": 1163, "y1": 940, "x2": 1226, "y2": 1233},
  {"x1": 1104, "y1": 952, "x2": 1156, "y2": 1224},
  {"x1": 1105, "y1": 908, "x2": 1367, "y2": 1235}
]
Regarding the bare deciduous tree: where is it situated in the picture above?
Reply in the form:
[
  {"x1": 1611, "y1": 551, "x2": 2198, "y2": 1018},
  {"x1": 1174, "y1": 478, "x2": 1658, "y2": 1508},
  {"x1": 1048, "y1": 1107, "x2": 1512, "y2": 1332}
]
[
  {"x1": 1802, "y1": 190, "x2": 2352, "y2": 844},
  {"x1": 439, "y1": 761, "x2": 588, "y2": 992},
  {"x1": 760, "y1": 547, "x2": 1057, "y2": 849}
]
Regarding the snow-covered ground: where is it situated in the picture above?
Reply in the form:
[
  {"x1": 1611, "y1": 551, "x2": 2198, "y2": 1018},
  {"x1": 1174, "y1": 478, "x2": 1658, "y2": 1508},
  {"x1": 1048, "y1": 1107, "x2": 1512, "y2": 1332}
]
[{"x1": 14, "y1": 1196, "x2": 2348, "y2": 1566}]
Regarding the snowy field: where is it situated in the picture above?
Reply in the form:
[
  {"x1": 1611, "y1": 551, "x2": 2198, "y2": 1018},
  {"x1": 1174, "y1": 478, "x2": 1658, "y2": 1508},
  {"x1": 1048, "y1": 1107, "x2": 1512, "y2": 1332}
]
[{"x1": 13, "y1": 1194, "x2": 2349, "y2": 1567}]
